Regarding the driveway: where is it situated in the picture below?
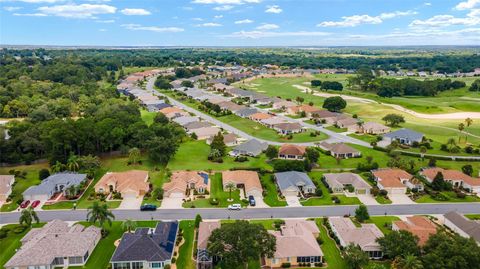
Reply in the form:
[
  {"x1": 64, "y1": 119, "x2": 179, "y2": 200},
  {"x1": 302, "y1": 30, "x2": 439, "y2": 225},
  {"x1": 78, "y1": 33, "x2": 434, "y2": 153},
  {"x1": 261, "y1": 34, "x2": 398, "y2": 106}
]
[
  {"x1": 285, "y1": 195, "x2": 302, "y2": 207},
  {"x1": 248, "y1": 195, "x2": 269, "y2": 208},
  {"x1": 356, "y1": 194, "x2": 379, "y2": 205},
  {"x1": 160, "y1": 197, "x2": 184, "y2": 209},
  {"x1": 389, "y1": 194, "x2": 415, "y2": 204},
  {"x1": 118, "y1": 195, "x2": 144, "y2": 210}
]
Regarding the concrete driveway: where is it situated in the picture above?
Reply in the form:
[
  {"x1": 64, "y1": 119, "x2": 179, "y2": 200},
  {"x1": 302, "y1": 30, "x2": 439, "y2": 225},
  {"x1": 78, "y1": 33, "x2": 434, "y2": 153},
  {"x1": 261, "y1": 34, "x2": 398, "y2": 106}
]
[
  {"x1": 248, "y1": 196, "x2": 269, "y2": 208},
  {"x1": 118, "y1": 196, "x2": 144, "y2": 210},
  {"x1": 389, "y1": 194, "x2": 415, "y2": 204},
  {"x1": 356, "y1": 194, "x2": 379, "y2": 205},
  {"x1": 161, "y1": 197, "x2": 184, "y2": 209},
  {"x1": 285, "y1": 195, "x2": 302, "y2": 207}
]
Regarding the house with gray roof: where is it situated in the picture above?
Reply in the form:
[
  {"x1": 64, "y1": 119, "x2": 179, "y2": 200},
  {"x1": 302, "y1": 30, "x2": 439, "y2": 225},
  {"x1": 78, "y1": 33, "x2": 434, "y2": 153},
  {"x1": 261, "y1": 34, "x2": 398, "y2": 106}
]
[
  {"x1": 111, "y1": 221, "x2": 178, "y2": 269},
  {"x1": 275, "y1": 171, "x2": 316, "y2": 197},
  {"x1": 23, "y1": 173, "x2": 87, "y2": 201},
  {"x1": 383, "y1": 128, "x2": 424, "y2": 146},
  {"x1": 234, "y1": 107, "x2": 258, "y2": 118},
  {"x1": 324, "y1": 173, "x2": 372, "y2": 195},
  {"x1": 172, "y1": 116, "x2": 200, "y2": 126},
  {"x1": 230, "y1": 139, "x2": 268, "y2": 157},
  {"x1": 444, "y1": 211, "x2": 480, "y2": 244},
  {"x1": 184, "y1": 121, "x2": 214, "y2": 132}
]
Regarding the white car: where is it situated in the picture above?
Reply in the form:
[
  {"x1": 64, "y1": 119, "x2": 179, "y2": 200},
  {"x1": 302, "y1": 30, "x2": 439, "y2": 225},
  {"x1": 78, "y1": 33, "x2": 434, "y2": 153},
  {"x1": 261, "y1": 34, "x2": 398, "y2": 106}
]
[{"x1": 228, "y1": 204, "x2": 242, "y2": 210}]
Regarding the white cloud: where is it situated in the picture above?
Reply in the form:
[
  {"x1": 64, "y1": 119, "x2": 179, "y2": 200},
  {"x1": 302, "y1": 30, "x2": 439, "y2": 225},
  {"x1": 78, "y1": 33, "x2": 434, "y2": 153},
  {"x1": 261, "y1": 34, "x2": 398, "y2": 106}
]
[
  {"x1": 213, "y1": 5, "x2": 233, "y2": 10},
  {"x1": 409, "y1": 13, "x2": 480, "y2": 27},
  {"x1": 214, "y1": 14, "x2": 223, "y2": 19},
  {"x1": 99, "y1": 28, "x2": 107, "y2": 31},
  {"x1": 95, "y1": 19, "x2": 114, "y2": 23},
  {"x1": 120, "y1": 8, "x2": 151, "y2": 16},
  {"x1": 228, "y1": 30, "x2": 330, "y2": 39},
  {"x1": 424, "y1": 2, "x2": 432, "y2": 6},
  {"x1": 456, "y1": 0, "x2": 480, "y2": 10},
  {"x1": 318, "y1": 10, "x2": 416, "y2": 27},
  {"x1": 265, "y1": 5, "x2": 282, "y2": 13},
  {"x1": 37, "y1": 4, "x2": 116, "y2": 18},
  {"x1": 3, "y1": 6, "x2": 22, "y2": 11},
  {"x1": 235, "y1": 19, "x2": 253, "y2": 24},
  {"x1": 192, "y1": 17, "x2": 203, "y2": 21},
  {"x1": 1, "y1": 0, "x2": 64, "y2": 3},
  {"x1": 256, "y1": 23, "x2": 279, "y2": 30},
  {"x1": 192, "y1": 0, "x2": 260, "y2": 4},
  {"x1": 196, "y1": 22, "x2": 222, "y2": 27},
  {"x1": 13, "y1": 12, "x2": 47, "y2": 16},
  {"x1": 121, "y1": 23, "x2": 185, "y2": 33}
]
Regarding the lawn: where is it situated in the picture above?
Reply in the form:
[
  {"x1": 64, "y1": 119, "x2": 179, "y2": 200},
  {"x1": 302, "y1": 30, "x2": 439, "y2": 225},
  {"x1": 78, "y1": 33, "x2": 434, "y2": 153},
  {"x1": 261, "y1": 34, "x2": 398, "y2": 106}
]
[
  {"x1": 167, "y1": 140, "x2": 272, "y2": 171},
  {"x1": 176, "y1": 220, "x2": 196, "y2": 269},
  {"x1": 465, "y1": 214, "x2": 480, "y2": 220},
  {"x1": 301, "y1": 172, "x2": 361, "y2": 206},
  {"x1": 415, "y1": 191, "x2": 480, "y2": 203},
  {"x1": 325, "y1": 126, "x2": 348, "y2": 133},
  {"x1": 315, "y1": 219, "x2": 348, "y2": 269},
  {"x1": 364, "y1": 216, "x2": 400, "y2": 235},
  {"x1": 260, "y1": 174, "x2": 288, "y2": 207},
  {"x1": 0, "y1": 163, "x2": 48, "y2": 212},
  {"x1": 0, "y1": 223, "x2": 45, "y2": 268},
  {"x1": 140, "y1": 109, "x2": 157, "y2": 126},
  {"x1": 375, "y1": 196, "x2": 392, "y2": 204}
]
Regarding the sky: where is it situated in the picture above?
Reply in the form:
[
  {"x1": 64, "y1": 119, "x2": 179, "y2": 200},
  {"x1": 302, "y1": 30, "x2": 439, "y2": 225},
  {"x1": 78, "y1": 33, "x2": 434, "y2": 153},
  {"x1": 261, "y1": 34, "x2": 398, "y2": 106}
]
[{"x1": 1, "y1": 0, "x2": 480, "y2": 46}]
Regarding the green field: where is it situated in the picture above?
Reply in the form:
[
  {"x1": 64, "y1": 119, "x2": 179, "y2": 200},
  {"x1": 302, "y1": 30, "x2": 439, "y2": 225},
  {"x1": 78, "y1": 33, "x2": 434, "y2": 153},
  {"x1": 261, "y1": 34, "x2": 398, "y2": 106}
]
[
  {"x1": 260, "y1": 174, "x2": 288, "y2": 207},
  {"x1": 177, "y1": 220, "x2": 196, "y2": 269},
  {"x1": 415, "y1": 191, "x2": 480, "y2": 203},
  {"x1": 364, "y1": 216, "x2": 400, "y2": 235},
  {"x1": 140, "y1": 109, "x2": 157, "y2": 126}
]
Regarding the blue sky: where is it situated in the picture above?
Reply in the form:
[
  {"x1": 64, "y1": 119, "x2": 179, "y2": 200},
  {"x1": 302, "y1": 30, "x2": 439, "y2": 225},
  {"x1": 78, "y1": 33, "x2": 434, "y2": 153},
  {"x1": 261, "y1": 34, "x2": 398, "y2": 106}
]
[{"x1": 1, "y1": 0, "x2": 480, "y2": 46}]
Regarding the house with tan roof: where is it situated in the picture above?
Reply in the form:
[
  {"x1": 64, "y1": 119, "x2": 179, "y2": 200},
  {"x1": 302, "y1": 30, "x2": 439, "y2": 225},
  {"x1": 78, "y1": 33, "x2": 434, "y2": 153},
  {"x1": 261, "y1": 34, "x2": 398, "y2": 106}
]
[
  {"x1": 272, "y1": 122, "x2": 304, "y2": 135},
  {"x1": 5, "y1": 220, "x2": 101, "y2": 269},
  {"x1": 94, "y1": 170, "x2": 149, "y2": 199},
  {"x1": 272, "y1": 100, "x2": 297, "y2": 111},
  {"x1": 310, "y1": 110, "x2": 337, "y2": 121},
  {"x1": 266, "y1": 220, "x2": 323, "y2": 268},
  {"x1": 278, "y1": 144, "x2": 306, "y2": 160},
  {"x1": 0, "y1": 175, "x2": 15, "y2": 204},
  {"x1": 163, "y1": 171, "x2": 210, "y2": 198},
  {"x1": 336, "y1": 117, "x2": 358, "y2": 128},
  {"x1": 349, "y1": 122, "x2": 391, "y2": 134},
  {"x1": 324, "y1": 173, "x2": 371, "y2": 195},
  {"x1": 328, "y1": 217, "x2": 384, "y2": 259},
  {"x1": 197, "y1": 221, "x2": 221, "y2": 269},
  {"x1": 372, "y1": 168, "x2": 423, "y2": 194},
  {"x1": 286, "y1": 105, "x2": 323, "y2": 118},
  {"x1": 222, "y1": 170, "x2": 263, "y2": 198},
  {"x1": 192, "y1": 127, "x2": 222, "y2": 140},
  {"x1": 249, "y1": 112, "x2": 273, "y2": 122},
  {"x1": 159, "y1": 107, "x2": 189, "y2": 119},
  {"x1": 319, "y1": 142, "x2": 361, "y2": 159},
  {"x1": 420, "y1": 167, "x2": 480, "y2": 194},
  {"x1": 206, "y1": 133, "x2": 239, "y2": 147},
  {"x1": 392, "y1": 216, "x2": 437, "y2": 246},
  {"x1": 259, "y1": 117, "x2": 286, "y2": 128},
  {"x1": 217, "y1": 101, "x2": 244, "y2": 112}
]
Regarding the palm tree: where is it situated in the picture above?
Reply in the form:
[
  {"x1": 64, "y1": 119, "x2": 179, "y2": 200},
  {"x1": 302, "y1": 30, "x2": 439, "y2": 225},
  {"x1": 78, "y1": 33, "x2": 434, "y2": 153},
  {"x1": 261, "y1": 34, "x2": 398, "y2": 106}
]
[
  {"x1": 122, "y1": 219, "x2": 137, "y2": 233},
  {"x1": 128, "y1": 147, "x2": 141, "y2": 165},
  {"x1": 19, "y1": 207, "x2": 39, "y2": 227},
  {"x1": 356, "y1": 120, "x2": 364, "y2": 133},
  {"x1": 87, "y1": 202, "x2": 115, "y2": 232},
  {"x1": 225, "y1": 182, "x2": 236, "y2": 201},
  {"x1": 66, "y1": 154, "x2": 80, "y2": 172},
  {"x1": 66, "y1": 185, "x2": 78, "y2": 199},
  {"x1": 457, "y1": 123, "x2": 465, "y2": 143},
  {"x1": 51, "y1": 161, "x2": 65, "y2": 173},
  {"x1": 464, "y1": 118, "x2": 473, "y2": 142},
  {"x1": 396, "y1": 255, "x2": 423, "y2": 269},
  {"x1": 419, "y1": 146, "x2": 427, "y2": 159},
  {"x1": 447, "y1": 138, "x2": 457, "y2": 152}
]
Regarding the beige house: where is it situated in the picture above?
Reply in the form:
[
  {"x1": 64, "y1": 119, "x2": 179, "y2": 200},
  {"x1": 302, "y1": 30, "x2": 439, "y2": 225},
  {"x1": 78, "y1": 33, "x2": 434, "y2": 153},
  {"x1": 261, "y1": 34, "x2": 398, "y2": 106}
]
[
  {"x1": 192, "y1": 127, "x2": 222, "y2": 140},
  {"x1": 324, "y1": 173, "x2": 371, "y2": 195},
  {"x1": 272, "y1": 100, "x2": 297, "y2": 110},
  {"x1": 372, "y1": 168, "x2": 423, "y2": 194},
  {"x1": 5, "y1": 220, "x2": 101, "y2": 269},
  {"x1": 420, "y1": 167, "x2": 480, "y2": 194},
  {"x1": 392, "y1": 216, "x2": 437, "y2": 246},
  {"x1": 265, "y1": 220, "x2": 323, "y2": 268},
  {"x1": 163, "y1": 171, "x2": 210, "y2": 198},
  {"x1": 319, "y1": 142, "x2": 361, "y2": 159},
  {"x1": 0, "y1": 175, "x2": 15, "y2": 203},
  {"x1": 206, "y1": 133, "x2": 238, "y2": 147},
  {"x1": 278, "y1": 144, "x2": 306, "y2": 160},
  {"x1": 348, "y1": 122, "x2": 390, "y2": 134},
  {"x1": 94, "y1": 170, "x2": 149, "y2": 199},
  {"x1": 222, "y1": 170, "x2": 263, "y2": 198}
]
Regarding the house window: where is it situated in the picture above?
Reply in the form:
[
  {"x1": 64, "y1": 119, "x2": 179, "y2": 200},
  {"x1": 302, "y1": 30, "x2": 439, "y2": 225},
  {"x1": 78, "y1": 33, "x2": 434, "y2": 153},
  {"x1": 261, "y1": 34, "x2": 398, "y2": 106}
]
[
  {"x1": 52, "y1": 257, "x2": 64, "y2": 265},
  {"x1": 83, "y1": 251, "x2": 89, "y2": 262},
  {"x1": 151, "y1": 262, "x2": 163, "y2": 268},
  {"x1": 113, "y1": 262, "x2": 131, "y2": 269},
  {"x1": 131, "y1": 262, "x2": 144, "y2": 269},
  {"x1": 69, "y1": 256, "x2": 83, "y2": 264}
]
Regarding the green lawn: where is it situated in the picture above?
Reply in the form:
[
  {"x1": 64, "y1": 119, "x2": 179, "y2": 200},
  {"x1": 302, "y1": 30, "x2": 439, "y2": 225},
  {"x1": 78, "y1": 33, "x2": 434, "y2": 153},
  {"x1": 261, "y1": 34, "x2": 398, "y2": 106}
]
[
  {"x1": 325, "y1": 126, "x2": 348, "y2": 133},
  {"x1": 375, "y1": 196, "x2": 392, "y2": 204},
  {"x1": 260, "y1": 174, "x2": 288, "y2": 207},
  {"x1": 140, "y1": 109, "x2": 157, "y2": 126},
  {"x1": 0, "y1": 223, "x2": 45, "y2": 268},
  {"x1": 364, "y1": 216, "x2": 400, "y2": 235},
  {"x1": 0, "y1": 163, "x2": 47, "y2": 212},
  {"x1": 301, "y1": 172, "x2": 361, "y2": 206},
  {"x1": 176, "y1": 220, "x2": 196, "y2": 269},
  {"x1": 315, "y1": 219, "x2": 348, "y2": 269},
  {"x1": 415, "y1": 191, "x2": 480, "y2": 203},
  {"x1": 466, "y1": 214, "x2": 480, "y2": 220}
]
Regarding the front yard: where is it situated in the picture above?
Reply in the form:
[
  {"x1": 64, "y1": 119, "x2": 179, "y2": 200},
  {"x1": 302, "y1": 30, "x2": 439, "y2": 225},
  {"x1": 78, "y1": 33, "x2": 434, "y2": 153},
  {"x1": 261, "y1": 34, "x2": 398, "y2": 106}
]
[
  {"x1": 301, "y1": 172, "x2": 362, "y2": 206},
  {"x1": 260, "y1": 174, "x2": 288, "y2": 207},
  {"x1": 0, "y1": 223, "x2": 45, "y2": 267},
  {"x1": 415, "y1": 191, "x2": 480, "y2": 203}
]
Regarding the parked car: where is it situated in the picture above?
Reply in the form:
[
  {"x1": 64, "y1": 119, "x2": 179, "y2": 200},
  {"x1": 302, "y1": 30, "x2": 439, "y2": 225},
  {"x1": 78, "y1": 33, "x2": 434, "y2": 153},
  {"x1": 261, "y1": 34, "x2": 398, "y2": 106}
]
[
  {"x1": 20, "y1": 200, "x2": 30, "y2": 209},
  {"x1": 228, "y1": 204, "x2": 242, "y2": 210},
  {"x1": 248, "y1": 195, "x2": 256, "y2": 206},
  {"x1": 140, "y1": 204, "x2": 157, "y2": 211},
  {"x1": 31, "y1": 200, "x2": 41, "y2": 208}
]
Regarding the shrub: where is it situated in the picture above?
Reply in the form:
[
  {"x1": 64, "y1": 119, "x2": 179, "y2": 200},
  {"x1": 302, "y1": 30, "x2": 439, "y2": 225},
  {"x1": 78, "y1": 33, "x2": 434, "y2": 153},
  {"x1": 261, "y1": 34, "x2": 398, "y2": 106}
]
[
  {"x1": 209, "y1": 198, "x2": 219, "y2": 205},
  {"x1": 13, "y1": 225, "x2": 27, "y2": 234},
  {"x1": 281, "y1": 262, "x2": 291, "y2": 268},
  {"x1": 315, "y1": 188, "x2": 323, "y2": 197},
  {"x1": 171, "y1": 257, "x2": 176, "y2": 264},
  {"x1": 0, "y1": 229, "x2": 8, "y2": 239},
  {"x1": 316, "y1": 236, "x2": 323, "y2": 245},
  {"x1": 456, "y1": 192, "x2": 466, "y2": 199}
]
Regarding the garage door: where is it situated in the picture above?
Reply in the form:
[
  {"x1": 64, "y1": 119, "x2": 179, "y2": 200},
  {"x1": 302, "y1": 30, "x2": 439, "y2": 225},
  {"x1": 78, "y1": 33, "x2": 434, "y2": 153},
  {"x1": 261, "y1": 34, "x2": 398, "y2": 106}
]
[
  {"x1": 389, "y1": 188, "x2": 406, "y2": 194},
  {"x1": 123, "y1": 192, "x2": 137, "y2": 199},
  {"x1": 356, "y1": 189, "x2": 366, "y2": 195},
  {"x1": 24, "y1": 194, "x2": 48, "y2": 202},
  {"x1": 169, "y1": 192, "x2": 185, "y2": 198}
]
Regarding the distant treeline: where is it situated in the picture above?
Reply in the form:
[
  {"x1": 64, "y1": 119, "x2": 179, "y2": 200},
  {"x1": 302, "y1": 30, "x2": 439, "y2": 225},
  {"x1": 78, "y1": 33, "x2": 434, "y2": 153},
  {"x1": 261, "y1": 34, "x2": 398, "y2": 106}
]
[{"x1": 369, "y1": 78, "x2": 466, "y2": 97}]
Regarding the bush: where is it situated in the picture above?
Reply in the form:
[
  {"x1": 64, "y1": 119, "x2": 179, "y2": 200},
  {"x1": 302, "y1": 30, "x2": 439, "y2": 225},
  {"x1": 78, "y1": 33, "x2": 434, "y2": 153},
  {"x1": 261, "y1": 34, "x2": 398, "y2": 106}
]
[
  {"x1": 209, "y1": 198, "x2": 219, "y2": 205},
  {"x1": 281, "y1": 262, "x2": 291, "y2": 268},
  {"x1": 39, "y1": 169, "x2": 50, "y2": 180},
  {"x1": 315, "y1": 188, "x2": 323, "y2": 197},
  {"x1": 456, "y1": 192, "x2": 466, "y2": 199},
  {"x1": 171, "y1": 257, "x2": 176, "y2": 264},
  {"x1": 234, "y1": 156, "x2": 248, "y2": 162},
  {"x1": 0, "y1": 229, "x2": 8, "y2": 239},
  {"x1": 316, "y1": 236, "x2": 323, "y2": 245},
  {"x1": 13, "y1": 225, "x2": 27, "y2": 234}
]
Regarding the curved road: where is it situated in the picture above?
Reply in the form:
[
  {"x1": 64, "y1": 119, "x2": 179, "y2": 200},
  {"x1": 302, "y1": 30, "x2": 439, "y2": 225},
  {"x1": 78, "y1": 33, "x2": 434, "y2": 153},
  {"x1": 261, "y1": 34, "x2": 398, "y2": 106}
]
[
  {"x1": 1, "y1": 203, "x2": 479, "y2": 224},
  {"x1": 146, "y1": 77, "x2": 371, "y2": 147}
]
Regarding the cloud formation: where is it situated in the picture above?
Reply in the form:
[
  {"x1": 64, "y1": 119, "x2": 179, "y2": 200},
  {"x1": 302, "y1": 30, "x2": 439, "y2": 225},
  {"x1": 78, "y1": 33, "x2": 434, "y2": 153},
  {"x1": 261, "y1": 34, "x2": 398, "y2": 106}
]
[
  {"x1": 265, "y1": 5, "x2": 282, "y2": 13},
  {"x1": 318, "y1": 10, "x2": 417, "y2": 27},
  {"x1": 235, "y1": 19, "x2": 253, "y2": 24},
  {"x1": 122, "y1": 23, "x2": 185, "y2": 32},
  {"x1": 37, "y1": 4, "x2": 116, "y2": 18},
  {"x1": 120, "y1": 8, "x2": 151, "y2": 15}
]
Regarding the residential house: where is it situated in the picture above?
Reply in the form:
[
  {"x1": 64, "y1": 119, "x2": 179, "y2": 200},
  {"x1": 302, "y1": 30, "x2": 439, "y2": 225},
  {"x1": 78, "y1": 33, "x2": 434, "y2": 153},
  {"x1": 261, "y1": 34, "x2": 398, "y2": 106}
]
[
  {"x1": 110, "y1": 221, "x2": 179, "y2": 269},
  {"x1": 275, "y1": 171, "x2": 316, "y2": 197},
  {"x1": 23, "y1": 173, "x2": 87, "y2": 201},
  {"x1": 159, "y1": 107, "x2": 189, "y2": 119},
  {"x1": 336, "y1": 117, "x2": 358, "y2": 129},
  {"x1": 207, "y1": 96, "x2": 229, "y2": 105},
  {"x1": 325, "y1": 114, "x2": 350, "y2": 125},
  {"x1": 217, "y1": 101, "x2": 244, "y2": 112},
  {"x1": 197, "y1": 221, "x2": 221, "y2": 269},
  {"x1": 94, "y1": 170, "x2": 150, "y2": 199},
  {"x1": 163, "y1": 171, "x2": 210, "y2": 198},
  {"x1": 392, "y1": 216, "x2": 437, "y2": 246},
  {"x1": 222, "y1": 170, "x2": 263, "y2": 198},
  {"x1": 324, "y1": 173, "x2": 371, "y2": 195},
  {"x1": 192, "y1": 127, "x2": 222, "y2": 140},
  {"x1": 231, "y1": 139, "x2": 268, "y2": 157},
  {"x1": 273, "y1": 122, "x2": 304, "y2": 135},
  {"x1": 349, "y1": 122, "x2": 390, "y2": 134},
  {"x1": 5, "y1": 220, "x2": 101, "y2": 269},
  {"x1": 172, "y1": 116, "x2": 200, "y2": 126},
  {"x1": 383, "y1": 128, "x2": 424, "y2": 146},
  {"x1": 319, "y1": 142, "x2": 361, "y2": 159},
  {"x1": 266, "y1": 220, "x2": 323, "y2": 268},
  {"x1": 206, "y1": 133, "x2": 238, "y2": 147},
  {"x1": 310, "y1": 110, "x2": 337, "y2": 121},
  {"x1": 444, "y1": 211, "x2": 480, "y2": 244},
  {"x1": 212, "y1": 83, "x2": 233, "y2": 91},
  {"x1": 420, "y1": 167, "x2": 480, "y2": 193},
  {"x1": 328, "y1": 217, "x2": 383, "y2": 259},
  {"x1": 286, "y1": 105, "x2": 323, "y2": 118},
  {"x1": 260, "y1": 117, "x2": 287, "y2": 128},
  {"x1": 0, "y1": 175, "x2": 15, "y2": 204},
  {"x1": 184, "y1": 121, "x2": 214, "y2": 132},
  {"x1": 372, "y1": 168, "x2": 423, "y2": 194},
  {"x1": 249, "y1": 112, "x2": 273, "y2": 122},
  {"x1": 278, "y1": 144, "x2": 306, "y2": 160},
  {"x1": 235, "y1": 107, "x2": 259, "y2": 118},
  {"x1": 272, "y1": 100, "x2": 297, "y2": 111}
]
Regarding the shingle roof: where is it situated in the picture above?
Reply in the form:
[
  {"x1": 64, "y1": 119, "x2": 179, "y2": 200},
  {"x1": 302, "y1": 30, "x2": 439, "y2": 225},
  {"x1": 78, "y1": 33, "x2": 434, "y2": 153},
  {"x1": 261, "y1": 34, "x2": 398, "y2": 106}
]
[
  {"x1": 270, "y1": 220, "x2": 323, "y2": 259},
  {"x1": 384, "y1": 128, "x2": 424, "y2": 141},
  {"x1": 197, "y1": 221, "x2": 221, "y2": 250},
  {"x1": 275, "y1": 171, "x2": 315, "y2": 191},
  {"x1": 420, "y1": 168, "x2": 480, "y2": 187},
  {"x1": 444, "y1": 211, "x2": 480, "y2": 243},
  {"x1": 324, "y1": 173, "x2": 371, "y2": 190},
  {"x1": 273, "y1": 122, "x2": 303, "y2": 131},
  {"x1": 111, "y1": 222, "x2": 178, "y2": 262},
  {"x1": 372, "y1": 168, "x2": 412, "y2": 188},
  {"x1": 233, "y1": 139, "x2": 268, "y2": 156},
  {"x1": 95, "y1": 170, "x2": 149, "y2": 195},
  {"x1": 393, "y1": 216, "x2": 437, "y2": 246},
  {"x1": 184, "y1": 121, "x2": 214, "y2": 131},
  {"x1": 23, "y1": 173, "x2": 86, "y2": 196},
  {"x1": 222, "y1": 170, "x2": 262, "y2": 193},
  {"x1": 279, "y1": 144, "x2": 306, "y2": 156},
  {"x1": 329, "y1": 217, "x2": 383, "y2": 251},
  {"x1": 320, "y1": 142, "x2": 360, "y2": 155}
]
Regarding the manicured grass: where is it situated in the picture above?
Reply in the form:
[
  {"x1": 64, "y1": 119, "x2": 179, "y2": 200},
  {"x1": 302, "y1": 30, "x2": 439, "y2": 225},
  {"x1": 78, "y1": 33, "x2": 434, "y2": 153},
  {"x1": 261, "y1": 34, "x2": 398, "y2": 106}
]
[
  {"x1": 301, "y1": 172, "x2": 361, "y2": 206},
  {"x1": 315, "y1": 219, "x2": 348, "y2": 269},
  {"x1": 0, "y1": 223, "x2": 45, "y2": 268},
  {"x1": 466, "y1": 214, "x2": 480, "y2": 220},
  {"x1": 364, "y1": 216, "x2": 400, "y2": 235},
  {"x1": 375, "y1": 196, "x2": 392, "y2": 204},
  {"x1": 325, "y1": 126, "x2": 348, "y2": 133},
  {"x1": 415, "y1": 191, "x2": 480, "y2": 203},
  {"x1": 221, "y1": 219, "x2": 282, "y2": 230},
  {"x1": 176, "y1": 220, "x2": 196, "y2": 269},
  {"x1": 260, "y1": 174, "x2": 287, "y2": 207},
  {"x1": 168, "y1": 140, "x2": 272, "y2": 171},
  {"x1": 140, "y1": 109, "x2": 157, "y2": 126},
  {"x1": 0, "y1": 163, "x2": 48, "y2": 212},
  {"x1": 70, "y1": 221, "x2": 157, "y2": 269}
]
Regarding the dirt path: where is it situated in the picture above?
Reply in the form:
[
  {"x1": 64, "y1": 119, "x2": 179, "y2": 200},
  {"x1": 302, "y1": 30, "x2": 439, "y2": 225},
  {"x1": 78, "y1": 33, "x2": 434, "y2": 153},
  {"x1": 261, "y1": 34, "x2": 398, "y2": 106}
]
[{"x1": 293, "y1": 84, "x2": 480, "y2": 119}]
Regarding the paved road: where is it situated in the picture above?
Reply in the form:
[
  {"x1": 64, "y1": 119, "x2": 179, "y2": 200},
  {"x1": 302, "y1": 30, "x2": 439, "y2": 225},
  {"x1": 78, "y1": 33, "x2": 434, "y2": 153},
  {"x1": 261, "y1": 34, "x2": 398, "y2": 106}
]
[
  {"x1": 1, "y1": 203, "x2": 479, "y2": 224},
  {"x1": 146, "y1": 77, "x2": 370, "y2": 147}
]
